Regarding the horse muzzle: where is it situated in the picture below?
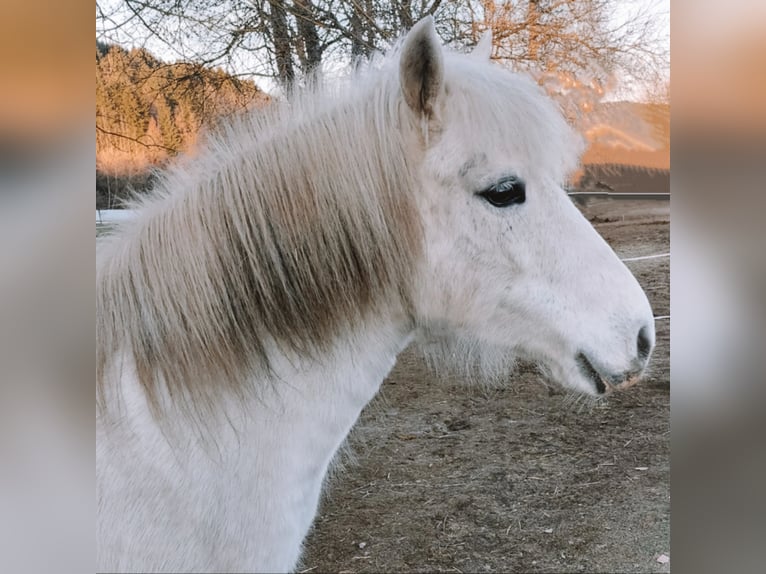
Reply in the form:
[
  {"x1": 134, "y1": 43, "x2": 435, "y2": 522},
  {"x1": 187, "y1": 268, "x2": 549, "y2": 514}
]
[{"x1": 576, "y1": 324, "x2": 655, "y2": 395}]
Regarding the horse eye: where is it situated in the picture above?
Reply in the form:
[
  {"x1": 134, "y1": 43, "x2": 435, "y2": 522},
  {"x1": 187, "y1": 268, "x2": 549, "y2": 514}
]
[{"x1": 477, "y1": 177, "x2": 526, "y2": 207}]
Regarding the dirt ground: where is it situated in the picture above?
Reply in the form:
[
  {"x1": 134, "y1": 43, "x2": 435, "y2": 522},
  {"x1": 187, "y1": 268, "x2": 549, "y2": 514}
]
[{"x1": 301, "y1": 200, "x2": 670, "y2": 573}]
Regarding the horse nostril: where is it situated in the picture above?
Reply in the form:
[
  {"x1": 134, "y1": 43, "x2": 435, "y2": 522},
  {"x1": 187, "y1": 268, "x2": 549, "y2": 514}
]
[{"x1": 636, "y1": 325, "x2": 653, "y2": 361}]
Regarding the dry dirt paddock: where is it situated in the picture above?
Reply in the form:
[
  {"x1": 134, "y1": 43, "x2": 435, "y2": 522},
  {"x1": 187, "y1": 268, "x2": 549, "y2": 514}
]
[{"x1": 301, "y1": 199, "x2": 670, "y2": 573}]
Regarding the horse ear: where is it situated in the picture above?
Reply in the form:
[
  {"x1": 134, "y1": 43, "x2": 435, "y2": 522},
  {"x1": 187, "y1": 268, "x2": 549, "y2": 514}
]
[
  {"x1": 472, "y1": 30, "x2": 493, "y2": 61},
  {"x1": 399, "y1": 16, "x2": 445, "y2": 120}
]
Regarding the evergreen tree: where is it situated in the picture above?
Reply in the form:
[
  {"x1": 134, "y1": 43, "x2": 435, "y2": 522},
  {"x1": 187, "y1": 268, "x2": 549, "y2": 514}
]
[{"x1": 96, "y1": 42, "x2": 268, "y2": 173}]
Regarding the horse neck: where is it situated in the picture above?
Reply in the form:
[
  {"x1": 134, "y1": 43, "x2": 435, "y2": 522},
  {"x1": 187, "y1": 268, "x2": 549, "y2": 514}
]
[
  {"x1": 233, "y1": 317, "x2": 415, "y2": 568},
  {"x1": 104, "y1": 314, "x2": 413, "y2": 571},
  {"x1": 244, "y1": 315, "x2": 413, "y2": 448}
]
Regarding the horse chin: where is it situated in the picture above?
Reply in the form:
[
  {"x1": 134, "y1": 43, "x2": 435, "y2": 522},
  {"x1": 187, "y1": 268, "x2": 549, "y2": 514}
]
[
  {"x1": 540, "y1": 351, "x2": 648, "y2": 398},
  {"x1": 533, "y1": 353, "x2": 610, "y2": 398}
]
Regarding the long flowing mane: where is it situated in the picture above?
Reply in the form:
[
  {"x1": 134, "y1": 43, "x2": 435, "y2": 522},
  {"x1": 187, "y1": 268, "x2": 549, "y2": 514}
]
[{"x1": 96, "y1": 59, "x2": 423, "y2": 417}]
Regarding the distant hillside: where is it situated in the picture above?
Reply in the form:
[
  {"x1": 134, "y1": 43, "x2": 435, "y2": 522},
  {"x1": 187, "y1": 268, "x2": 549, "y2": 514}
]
[
  {"x1": 568, "y1": 101, "x2": 669, "y2": 195},
  {"x1": 96, "y1": 48, "x2": 669, "y2": 206},
  {"x1": 96, "y1": 42, "x2": 270, "y2": 208},
  {"x1": 580, "y1": 101, "x2": 670, "y2": 170},
  {"x1": 96, "y1": 42, "x2": 269, "y2": 174},
  {"x1": 575, "y1": 163, "x2": 669, "y2": 196}
]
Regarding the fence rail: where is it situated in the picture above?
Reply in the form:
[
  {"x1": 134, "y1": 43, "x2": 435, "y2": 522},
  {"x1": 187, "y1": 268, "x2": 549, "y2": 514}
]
[{"x1": 567, "y1": 191, "x2": 670, "y2": 200}]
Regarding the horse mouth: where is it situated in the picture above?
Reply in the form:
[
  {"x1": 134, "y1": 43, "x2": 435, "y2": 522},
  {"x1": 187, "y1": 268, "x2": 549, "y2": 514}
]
[
  {"x1": 576, "y1": 353, "x2": 609, "y2": 394},
  {"x1": 575, "y1": 352, "x2": 643, "y2": 395}
]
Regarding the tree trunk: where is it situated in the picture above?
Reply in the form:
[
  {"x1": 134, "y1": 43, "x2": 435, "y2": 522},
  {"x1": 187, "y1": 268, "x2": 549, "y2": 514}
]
[
  {"x1": 397, "y1": 0, "x2": 413, "y2": 31},
  {"x1": 293, "y1": 1, "x2": 322, "y2": 75},
  {"x1": 349, "y1": 4, "x2": 364, "y2": 59},
  {"x1": 269, "y1": 1, "x2": 295, "y2": 87}
]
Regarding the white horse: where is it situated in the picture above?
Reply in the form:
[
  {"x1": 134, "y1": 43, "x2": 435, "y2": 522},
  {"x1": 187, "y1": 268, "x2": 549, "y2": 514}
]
[{"x1": 97, "y1": 17, "x2": 654, "y2": 573}]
